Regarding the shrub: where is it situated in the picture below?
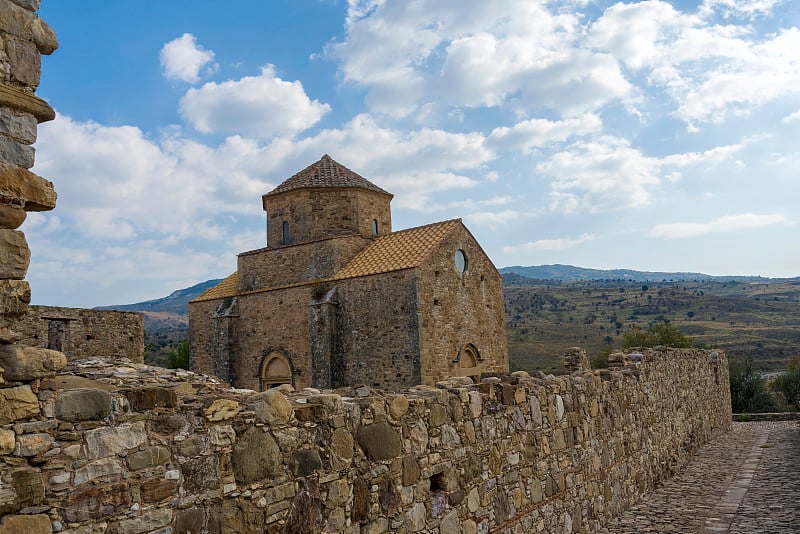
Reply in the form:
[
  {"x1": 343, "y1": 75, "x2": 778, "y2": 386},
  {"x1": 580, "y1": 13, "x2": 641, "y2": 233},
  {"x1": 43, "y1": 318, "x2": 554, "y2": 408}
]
[
  {"x1": 773, "y1": 357, "x2": 800, "y2": 410},
  {"x1": 729, "y1": 357, "x2": 777, "y2": 413},
  {"x1": 621, "y1": 322, "x2": 692, "y2": 349},
  {"x1": 167, "y1": 340, "x2": 190, "y2": 370}
]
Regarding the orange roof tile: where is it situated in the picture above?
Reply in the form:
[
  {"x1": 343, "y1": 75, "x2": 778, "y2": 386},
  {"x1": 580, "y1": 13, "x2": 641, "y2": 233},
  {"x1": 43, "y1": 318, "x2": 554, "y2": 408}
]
[
  {"x1": 191, "y1": 220, "x2": 461, "y2": 302},
  {"x1": 192, "y1": 272, "x2": 238, "y2": 302},
  {"x1": 332, "y1": 219, "x2": 460, "y2": 280}
]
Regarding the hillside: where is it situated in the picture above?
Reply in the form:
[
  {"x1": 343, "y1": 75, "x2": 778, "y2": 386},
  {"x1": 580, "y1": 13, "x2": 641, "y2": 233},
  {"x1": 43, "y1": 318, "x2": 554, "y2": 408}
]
[{"x1": 106, "y1": 266, "x2": 799, "y2": 372}]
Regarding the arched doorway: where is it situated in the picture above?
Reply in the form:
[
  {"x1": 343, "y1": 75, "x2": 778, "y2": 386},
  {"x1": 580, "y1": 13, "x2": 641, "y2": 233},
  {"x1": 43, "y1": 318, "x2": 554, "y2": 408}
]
[
  {"x1": 454, "y1": 343, "x2": 481, "y2": 383},
  {"x1": 260, "y1": 351, "x2": 292, "y2": 390}
]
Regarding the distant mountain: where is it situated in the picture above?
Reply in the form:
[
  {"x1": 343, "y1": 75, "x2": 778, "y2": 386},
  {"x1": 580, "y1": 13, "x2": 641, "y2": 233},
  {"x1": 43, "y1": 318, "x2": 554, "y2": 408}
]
[
  {"x1": 96, "y1": 279, "x2": 222, "y2": 316},
  {"x1": 500, "y1": 264, "x2": 774, "y2": 283}
]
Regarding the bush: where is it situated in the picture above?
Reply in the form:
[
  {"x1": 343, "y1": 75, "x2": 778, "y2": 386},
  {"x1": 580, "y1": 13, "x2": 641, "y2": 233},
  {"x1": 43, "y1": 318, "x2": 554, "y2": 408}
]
[
  {"x1": 167, "y1": 340, "x2": 190, "y2": 370},
  {"x1": 773, "y1": 357, "x2": 800, "y2": 410},
  {"x1": 621, "y1": 322, "x2": 692, "y2": 349},
  {"x1": 729, "y1": 357, "x2": 777, "y2": 413}
]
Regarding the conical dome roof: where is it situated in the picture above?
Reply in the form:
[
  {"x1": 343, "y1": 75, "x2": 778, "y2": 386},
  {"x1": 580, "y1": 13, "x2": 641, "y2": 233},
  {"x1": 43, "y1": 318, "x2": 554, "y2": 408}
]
[{"x1": 264, "y1": 155, "x2": 392, "y2": 197}]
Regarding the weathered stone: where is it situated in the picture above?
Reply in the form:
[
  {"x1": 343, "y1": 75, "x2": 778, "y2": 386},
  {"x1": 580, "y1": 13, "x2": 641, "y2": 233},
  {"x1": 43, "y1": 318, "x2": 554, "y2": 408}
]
[
  {"x1": 0, "y1": 84, "x2": 54, "y2": 123},
  {"x1": 8, "y1": 0, "x2": 42, "y2": 12},
  {"x1": 468, "y1": 390, "x2": 482, "y2": 418},
  {"x1": 178, "y1": 434, "x2": 206, "y2": 457},
  {"x1": 182, "y1": 455, "x2": 219, "y2": 493},
  {"x1": 84, "y1": 421, "x2": 146, "y2": 459},
  {"x1": 0, "y1": 428, "x2": 14, "y2": 454},
  {"x1": 0, "y1": 279, "x2": 30, "y2": 317},
  {"x1": 249, "y1": 389, "x2": 292, "y2": 425},
  {"x1": 351, "y1": 478, "x2": 370, "y2": 522},
  {"x1": 151, "y1": 413, "x2": 186, "y2": 434},
  {"x1": 326, "y1": 478, "x2": 349, "y2": 507},
  {"x1": 73, "y1": 458, "x2": 123, "y2": 485},
  {"x1": 124, "y1": 387, "x2": 177, "y2": 411},
  {"x1": 0, "y1": 384, "x2": 38, "y2": 424},
  {"x1": 407, "y1": 502, "x2": 427, "y2": 532},
  {"x1": 0, "y1": 108, "x2": 36, "y2": 145},
  {"x1": 330, "y1": 427, "x2": 353, "y2": 461},
  {"x1": 0, "y1": 513, "x2": 50, "y2": 534},
  {"x1": 429, "y1": 403, "x2": 448, "y2": 427},
  {"x1": 6, "y1": 38, "x2": 40, "y2": 88},
  {"x1": 357, "y1": 421, "x2": 401, "y2": 461},
  {"x1": 441, "y1": 510, "x2": 461, "y2": 533},
  {"x1": 231, "y1": 427, "x2": 281, "y2": 484},
  {"x1": 402, "y1": 454, "x2": 421, "y2": 486},
  {"x1": 0, "y1": 138, "x2": 34, "y2": 169},
  {"x1": 0, "y1": 203, "x2": 26, "y2": 229},
  {"x1": 0, "y1": 229, "x2": 29, "y2": 279},
  {"x1": 378, "y1": 478, "x2": 399, "y2": 514},
  {"x1": 0, "y1": 467, "x2": 44, "y2": 516},
  {"x1": 139, "y1": 478, "x2": 178, "y2": 503},
  {"x1": 362, "y1": 518, "x2": 389, "y2": 534},
  {"x1": 0, "y1": 166, "x2": 55, "y2": 211},
  {"x1": 15, "y1": 432, "x2": 52, "y2": 456},
  {"x1": 0, "y1": 344, "x2": 64, "y2": 381},
  {"x1": 60, "y1": 482, "x2": 130, "y2": 523},
  {"x1": 127, "y1": 445, "x2": 170, "y2": 471},
  {"x1": 292, "y1": 448, "x2": 323, "y2": 477},
  {"x1": 388, "y1": 394, "x2": 409, "y2": 419},
  {"x1": 55, "y1": 388, "x2": 112, "y2": 421},
  {"x1": 209, "y1": 424, "x2": 235, "y2": 447},
  {"x1": 174, "y1": 507, "x2": 205, "y2": 534},
  {"x1": 284, "y1": 478, "x2": 322, "y2": 533},
  {"x1": 205, "y1": 398, "x2": 238, "y2": 421},
  {"x1": 292, "y1": 403, "x2": 327, "y2": 422},
  {"x1": 116, "y1": 509, "x2": 172, "y2": 534},
  {"x1": 530, "y1": 395, "x2": 542, "y2": 426}
]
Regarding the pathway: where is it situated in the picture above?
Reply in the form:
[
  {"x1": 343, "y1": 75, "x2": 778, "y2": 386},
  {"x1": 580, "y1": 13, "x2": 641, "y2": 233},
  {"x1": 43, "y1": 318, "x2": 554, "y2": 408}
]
[{"x1": 599, "y1": 421, "x2": 800, "y2": 533}]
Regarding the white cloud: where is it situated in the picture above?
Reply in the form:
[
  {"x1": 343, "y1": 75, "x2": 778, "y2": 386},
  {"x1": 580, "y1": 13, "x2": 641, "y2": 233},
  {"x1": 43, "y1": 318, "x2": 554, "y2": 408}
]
[
  {"x1": 179, "y1": 65, "x2": 331, "y2": 138},
  {"x1": 649, "y1": 213, "x2": 791, "y2": 238},
  {"x1": 487, "y1": 114, "x2": 602, "y2": 154},
  {"x1": 538, "y1": 136, "x2": 743, "y2": 214},
  {"x1": 503, "y1": 233, "x2": 595, "y2": 253},
  {"x1": 780, "y1": 108, "x2": 800, "y2": 124},
  {"x1": 160, "y1": 33, "x2": 216, "y2": 83},
  {"x1": 331, "y1": 0, "x2": 633, "y2": 117},
  {"x1": 700, "y1": 0, "x2": 784, "y2": 19}
]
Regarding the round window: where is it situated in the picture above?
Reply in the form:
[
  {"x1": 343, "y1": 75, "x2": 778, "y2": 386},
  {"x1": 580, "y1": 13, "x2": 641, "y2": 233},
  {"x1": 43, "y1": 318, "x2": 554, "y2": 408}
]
[{"x1": 454, "y1": 249, "x2": 467, "y2": 273}]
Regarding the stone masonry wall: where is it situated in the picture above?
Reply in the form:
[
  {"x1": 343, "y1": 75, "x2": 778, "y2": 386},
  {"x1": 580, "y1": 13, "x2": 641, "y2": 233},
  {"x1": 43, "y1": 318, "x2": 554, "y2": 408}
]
[
  {"x1": 0, "y1": 348, "x2": 731, "y2": 533},
  {"x1": 416, "y1": 225, "x2": 507, "y2": 384},
  {"x1": 14, "y1": 305, "x2": 144, "y2": 363}
]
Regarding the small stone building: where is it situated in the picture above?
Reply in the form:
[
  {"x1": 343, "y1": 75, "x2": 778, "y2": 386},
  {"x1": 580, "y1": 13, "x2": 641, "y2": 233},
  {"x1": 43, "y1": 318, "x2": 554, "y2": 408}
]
[{"x1": 189, "y1": 155, "x2": 507, "y2": 390}]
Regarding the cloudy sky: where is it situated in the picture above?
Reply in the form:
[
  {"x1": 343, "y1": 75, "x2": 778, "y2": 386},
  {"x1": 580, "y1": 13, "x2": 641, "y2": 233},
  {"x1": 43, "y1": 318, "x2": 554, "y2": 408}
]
[{"x1": 28, "y1": 0, "x2": 800, "y2": 307}]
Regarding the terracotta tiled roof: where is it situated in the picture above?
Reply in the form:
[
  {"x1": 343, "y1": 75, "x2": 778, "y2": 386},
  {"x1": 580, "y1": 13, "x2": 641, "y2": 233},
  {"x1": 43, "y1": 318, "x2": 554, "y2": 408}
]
[
  {"x1": 332, "y1": 219, "x2": 460, "y2": 280},
  {"x1": 192, "y1": 272, "x2": 238, "y2": 302},
  {"x1": 264, "y1": 155, "x2": 392, "y2": 197},
  {"x1": 191, "y1": 220, "x2": 461, "y2": 302}
]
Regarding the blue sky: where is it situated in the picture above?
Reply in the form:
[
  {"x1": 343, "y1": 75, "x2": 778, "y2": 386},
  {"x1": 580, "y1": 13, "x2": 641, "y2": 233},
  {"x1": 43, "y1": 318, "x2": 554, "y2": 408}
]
[{"x1": 27, "y1": 0, "x2": 800, "y2": 307}]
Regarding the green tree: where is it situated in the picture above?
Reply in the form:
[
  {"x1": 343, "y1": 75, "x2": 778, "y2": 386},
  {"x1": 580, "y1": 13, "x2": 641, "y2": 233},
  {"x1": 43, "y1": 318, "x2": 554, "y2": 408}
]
[
  {"x1": 167, "y1": 340, "x2": 190, "y2": 370},
  {"x1": 773, "y1": 357, "x2": 800, "y2": 410},
  {"x1": 621, "y1": 322, "x2": 692, "y2": 349},
  {"x1": 729, "y1": 357, "x2": 777, "y2": 413}
]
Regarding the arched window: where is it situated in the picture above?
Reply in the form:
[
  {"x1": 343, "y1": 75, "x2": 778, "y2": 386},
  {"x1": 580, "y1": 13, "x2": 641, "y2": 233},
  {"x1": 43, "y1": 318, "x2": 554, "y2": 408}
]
[
  {"x1": 282, "y1": 221, "x2": 290, "y2": 245},
  {"x1": 454, "y1": 249, "x2": 467, "y2": 273},
  {"x1": 453, "y1": 343, "x2": 481, "y2": 383},
  {"x1": 260, "y1": 351, "x2": 292, "y2": 390},
  {"x1": 371, "y1": 219, "x2": 379, "y2": 236}
]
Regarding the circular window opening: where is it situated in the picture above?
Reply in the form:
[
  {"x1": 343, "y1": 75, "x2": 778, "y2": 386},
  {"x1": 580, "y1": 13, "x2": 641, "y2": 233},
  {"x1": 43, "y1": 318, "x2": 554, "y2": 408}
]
[{"x1": 454, "y1": 249, "x2": 467, "y2": 273}]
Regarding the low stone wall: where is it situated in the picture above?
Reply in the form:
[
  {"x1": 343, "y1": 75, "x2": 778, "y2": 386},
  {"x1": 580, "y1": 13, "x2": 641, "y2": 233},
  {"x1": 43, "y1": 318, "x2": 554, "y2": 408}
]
[
  {"x1": 15, "y1": 305, "x2": 144, "y2": 363},
  {"x1": 0, "y1": 348, "x2": 731, "y2": 534}
]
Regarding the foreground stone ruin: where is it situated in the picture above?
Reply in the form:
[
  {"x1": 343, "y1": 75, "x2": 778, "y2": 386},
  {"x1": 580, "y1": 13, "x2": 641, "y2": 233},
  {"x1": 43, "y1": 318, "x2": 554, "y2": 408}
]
[{"x1": 0, "y1": 348, "x2": 731, "y2": 533}]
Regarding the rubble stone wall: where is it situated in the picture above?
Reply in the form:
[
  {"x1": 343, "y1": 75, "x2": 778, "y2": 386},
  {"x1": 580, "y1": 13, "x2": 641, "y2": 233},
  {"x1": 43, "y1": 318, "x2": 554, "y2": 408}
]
[
  {"x1": 14, "y1": 305, "x2": 144, "y2": 363},
  {"x1": 0, "y1": 348, "x2": 731, "y2": 533}
]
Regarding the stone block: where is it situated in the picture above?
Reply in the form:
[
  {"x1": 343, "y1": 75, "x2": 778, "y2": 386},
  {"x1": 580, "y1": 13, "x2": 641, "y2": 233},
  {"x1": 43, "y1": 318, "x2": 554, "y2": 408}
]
[
  {"x1": 0, "y1": 108, "x2": 36, "y2": 144},
  {"x1": 73, "y1": 458, "x2": 123, "y2": 485},
  {"x1": 0, "y1": 428, "x2": 14, "y2": 454},
  {"x1": 15, "y1": 431, "x2": 52, "y2": 456},
  {"x1": 55, "y1": 388, "x2": 112, "y2": 421},
  {"x1": 116, "y1": 509, "x2": 172, "y2": 534},
  {"x1": 0, "y1": 344, "x2": 66, "y2": 381},
  {"x1": 124, "y1": 386, "x2": 177, "y2": 411},
  {"x1": 0, "y1": 384, "x2": 38, "y2": 424},
  {"x1": 0, "y1": 467, "x2": 44, "y2": 516},
  {"x1": 292, "y1": 403, "x2": 327, "y2": 422},
  {"x1": 0, "y1": 166, "x2": 56, "y2": 211},
  {"x1": 231, "y1": 427, "x2": 282, "y2": 484},
  {"x1": 204, "y1": 398, "x2": 238, "y2": 421},
  {"x1": 0, "y1": 2, "x2": 57, "y2": 55},
  {"x1": 0, "y1": 229, "x2": 29, "y2": 279},
  {"x1": 356, "y1": 421, "x2": 401, "y2": 461},
  {"x1": 60, "y1": 482, "x2": 130, "y2": 523},
  {"x1": 0, "y1": 203, "x2": 26, "y2": 229},
  {"x1": 175, "y1": 507, "x2": 206, "y2": 534},
  {"x1": 127, "y1": 445, "x2": 170, "y2": 470},
  {"x1": 84, "y1": 421, "x2": 146, "y2": 459},
  {"x1": 0, "y1": 513, "x2": 50, "y2": 534},
  {"x1": 291, "y1": 448, "x2": 322, "y2": 476},
  {"x1": 6, "y1": 38, "x2": 40, "y2": 88},
  {"x1": 181, "y1": 455, "x2": 219, "y2": 493},
  {"x1": 248, "y1": 389, "x2": 292, "y2": 425},
  {"x1": 139, "y1": 478, "x2": 177, "y2": 503},
  {"x1": 0, "y1": 279, "x2": 30, "y2": 317},
  {"x1": 0, "y1": 137, "x2": 34, "y2": 168}
]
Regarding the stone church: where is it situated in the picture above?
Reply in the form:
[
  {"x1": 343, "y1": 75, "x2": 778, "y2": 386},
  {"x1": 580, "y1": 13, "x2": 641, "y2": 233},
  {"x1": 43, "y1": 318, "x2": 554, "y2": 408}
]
[{"x1": 189, "y1": 155, "x2": 507, "y2": 391}]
